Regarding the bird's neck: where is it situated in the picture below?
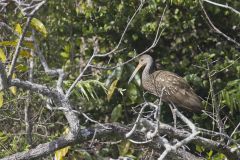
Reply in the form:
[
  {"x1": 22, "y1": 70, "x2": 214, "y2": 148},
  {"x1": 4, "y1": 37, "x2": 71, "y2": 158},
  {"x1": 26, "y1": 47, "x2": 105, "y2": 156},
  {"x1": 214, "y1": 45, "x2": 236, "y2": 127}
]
[{"x1": 142, "y1": 60, "x2": 154, "y2": 80}]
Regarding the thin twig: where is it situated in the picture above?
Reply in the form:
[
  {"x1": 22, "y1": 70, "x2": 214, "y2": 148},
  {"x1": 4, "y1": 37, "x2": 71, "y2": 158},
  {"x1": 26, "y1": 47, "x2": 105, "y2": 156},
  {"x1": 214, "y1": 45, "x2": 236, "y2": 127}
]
[
  {"x1": 128, "y1": 139, "x2": 152, "y2": 144},
  {"x1": 65, "y1": 54, "x2": 95, "y2": 98},
  {"x1": 65, "y1": 1, "x2": 149, "y2": 97},
  {"x1": 206, "y1": 61, "x2": 225, "y2": 135},
  {"x1": 227, "y1": 122, "x2": 240, "y2": 145},
  {"x1": 125, "y1": 103, "x2": 148, "y2": 138},
  {"x1": 7, "y1": 17, "x2": 32, "y2": 78},
  {"x1": 81, "y1": 112, "x2": 110, "y2": 129},
  {"x1": 34, "y1": 38, "x2": 59, "y2": 76},
  {"x1": 158, "y1": 107, "x2": 199, "y2": 159},
  {"x1": 90, "y1": 5, "x2": 167, "y2": 70},
  {"x1": 95, "y1": 0, "x2": 145, "y2": 57},
  {"x1": 203, "y1": 0, "x2": 240, "y2": 15},
  {"x1": 212, "y1": 56, "x2": 240, "y2": 76},
  {"x1": 0, "y1": 61, "x2": 8, "y2": 90},
  {"x1": 7, "y1": 0, "x2": 45, "y2": 78},
  {"x1": 90, "y1": 28, "x2": 166, "y2": 70},
  {"x1": 24, "y1": 35, "x2": 35, "y2": 146},
  {"x1": 199, "y1": 0, "x2": 240, "y2": 47}
]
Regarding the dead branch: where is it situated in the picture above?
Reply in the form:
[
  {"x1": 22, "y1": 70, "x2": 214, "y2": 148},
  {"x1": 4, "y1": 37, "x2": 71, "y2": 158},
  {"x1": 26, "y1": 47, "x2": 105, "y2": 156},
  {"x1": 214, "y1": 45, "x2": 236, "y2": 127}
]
[
  {"x1": 203, "y1": 0, "x2": 240, "y2": 15},
  {"x1": 0, "y1": 61, "x2": 8, "y2": 90},
  {"x1": 199, "y1": 0, "x2": 240, "y2": 47},
  {"x1": 2, "y1": 122, "x2": 239, "y2": 160}
]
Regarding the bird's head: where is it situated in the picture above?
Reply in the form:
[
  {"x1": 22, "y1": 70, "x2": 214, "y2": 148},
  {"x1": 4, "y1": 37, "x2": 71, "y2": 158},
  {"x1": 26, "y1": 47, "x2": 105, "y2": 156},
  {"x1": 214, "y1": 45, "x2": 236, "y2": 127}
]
[{"x1": 128, "y1": 54, "x2": 153, "y2": 84}]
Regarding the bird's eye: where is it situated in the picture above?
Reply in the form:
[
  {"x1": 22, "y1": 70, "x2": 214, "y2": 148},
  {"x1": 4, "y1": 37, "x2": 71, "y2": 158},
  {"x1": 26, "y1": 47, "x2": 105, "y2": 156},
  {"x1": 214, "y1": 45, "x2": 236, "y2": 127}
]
[{"x1": 140, "y1": 59, "x2": 143, "y2": 61}]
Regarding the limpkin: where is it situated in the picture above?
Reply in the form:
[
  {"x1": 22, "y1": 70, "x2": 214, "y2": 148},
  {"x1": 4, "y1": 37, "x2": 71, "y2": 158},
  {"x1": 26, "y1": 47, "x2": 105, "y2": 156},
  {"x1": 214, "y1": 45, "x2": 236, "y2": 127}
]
[{"x1": 128, "y1": 54, "x2": 203, "y2": 112}]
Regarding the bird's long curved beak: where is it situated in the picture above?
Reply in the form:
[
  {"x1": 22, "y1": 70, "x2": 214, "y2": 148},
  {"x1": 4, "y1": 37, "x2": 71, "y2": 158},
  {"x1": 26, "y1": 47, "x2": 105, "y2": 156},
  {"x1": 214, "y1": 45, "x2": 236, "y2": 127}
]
[{"x1": 128, "y1": 63, "x2": 143, "y2": 84}]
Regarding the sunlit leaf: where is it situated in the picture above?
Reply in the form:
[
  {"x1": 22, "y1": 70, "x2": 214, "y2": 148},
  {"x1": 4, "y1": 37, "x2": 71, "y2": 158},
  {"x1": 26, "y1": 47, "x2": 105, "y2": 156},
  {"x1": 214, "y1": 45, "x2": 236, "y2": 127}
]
[
  {"x1": 64, "y1": 44, "x2": 71, "y2": 53},
  {"x1": 0, "y1": 48, "x2": 6, "y2": 62},
  {"x1": 9, "y1": 87, "x2": 17, "y2": 95},
  {"x1": 107, "y1": 79, "x2": 118, "y2": 101},
  {"x1": 212, "y1": 153, "x2": 226, "y2": 159},
  {"x1": 16, "y1": 64, "x2": 28, "y2": 72},
  {"x1": 0, "y1": 131, "x2": 8, "y2": 142},
  {"x1": 118, "y1": 140, "x2": 134, "y2": 156},
  {"x1": 60, "y1": 52, "x2": 69, "y2": 58},
  {"x1": 111, "y1": 104, "x2": 122, "y2": 122},
  {"x1": 74, "y1": 80, "x2": 107, "y2": 100},
  {"x1": 78, "y1": 85, "x2": 89, "y2": 100},
  {"x1": 85, "y1": 83, "x2": 96, "y2": 99},
  {"x1": 23, "y1": 41, "x2": 34, "y2": 49},
  {"x1": 20, "y1": 50, "x2": 32, "y2": 58},
  {"x1": 0, "y1": 92, "x2": 4, "y2": 108},
  {"x1": 31, "y1": 18, "x2": 47, "y2": 37},
  {"x1": 15, "y1": 23, "x2": 22, "y2": 35},
  {"x1": 220, "y1": 79, "x2": 240, "y2": 112},
  {"x1": 54, "y1": 128, "x2": 70, "y2": 160},
  {"x1": 207, "y1": 150, "x2": 213, "y2": 158},
  {"x1": 55, "y1": 147, "x2": 70, "y2": 160},
  {"x1": 196, "y1": 145, "x2": 204, "y2": 153},
  {"x1": 0, "y1": 41, "x2": 17, "y2": 47}
]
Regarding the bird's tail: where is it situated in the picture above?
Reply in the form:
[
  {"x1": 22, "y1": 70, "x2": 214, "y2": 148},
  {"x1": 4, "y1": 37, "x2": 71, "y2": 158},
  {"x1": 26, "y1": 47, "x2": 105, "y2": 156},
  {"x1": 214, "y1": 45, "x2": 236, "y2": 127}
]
[{"x1": 182, "y1": 91, "x2": 203, "y2": 112}]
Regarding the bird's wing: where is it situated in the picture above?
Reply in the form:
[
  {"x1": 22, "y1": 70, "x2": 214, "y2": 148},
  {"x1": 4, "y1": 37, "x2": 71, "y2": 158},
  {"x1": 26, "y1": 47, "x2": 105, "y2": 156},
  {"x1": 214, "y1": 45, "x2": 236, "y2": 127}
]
[
  {"x1": 151, "y1": 71, "x2": 202, "y2": 112},
  {"x1": 151, "y1": 70, "x2": 192, "y2": 95}
]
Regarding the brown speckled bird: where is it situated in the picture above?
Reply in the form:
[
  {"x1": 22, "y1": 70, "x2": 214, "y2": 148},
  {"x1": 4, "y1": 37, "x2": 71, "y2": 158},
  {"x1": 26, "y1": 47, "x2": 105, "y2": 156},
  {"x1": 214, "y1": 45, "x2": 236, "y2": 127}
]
[{"x1": 128, "y1": 54, "x2": 203, "y2": 112}]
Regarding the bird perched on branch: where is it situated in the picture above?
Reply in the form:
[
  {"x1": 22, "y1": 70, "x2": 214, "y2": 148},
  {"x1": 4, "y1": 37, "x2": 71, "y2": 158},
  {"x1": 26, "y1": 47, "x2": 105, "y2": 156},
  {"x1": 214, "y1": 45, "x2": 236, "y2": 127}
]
[{"x1": 128, "y1": 54, "x2": 203, "y2": 112}]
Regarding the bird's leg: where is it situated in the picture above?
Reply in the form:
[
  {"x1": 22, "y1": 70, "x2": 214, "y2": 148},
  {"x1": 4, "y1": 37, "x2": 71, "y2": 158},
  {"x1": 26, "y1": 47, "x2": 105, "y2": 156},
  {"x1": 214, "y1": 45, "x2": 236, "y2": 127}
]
[
  {"x1": 157, "y1": 98, "x2": 162, "y2": 120},
  {"x1": 152, "y1": 99, "x2": 162, "y2": 120},
  {"x1": 169, "y1": 103, "x2": 177, "y2": 129},
  {"x1": 154, "y1": 87, "x2": 165, "y2": 121}
]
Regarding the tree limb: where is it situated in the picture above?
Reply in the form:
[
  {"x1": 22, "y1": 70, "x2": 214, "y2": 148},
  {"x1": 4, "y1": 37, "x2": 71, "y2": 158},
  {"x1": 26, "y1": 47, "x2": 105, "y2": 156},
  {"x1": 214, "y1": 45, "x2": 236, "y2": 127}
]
[
  {"x1": 0, "y1": 61, "x2": 8, "y2": 91},
  {"x1": 1, "y1": 123, "x2": 204, "y2": 160}
]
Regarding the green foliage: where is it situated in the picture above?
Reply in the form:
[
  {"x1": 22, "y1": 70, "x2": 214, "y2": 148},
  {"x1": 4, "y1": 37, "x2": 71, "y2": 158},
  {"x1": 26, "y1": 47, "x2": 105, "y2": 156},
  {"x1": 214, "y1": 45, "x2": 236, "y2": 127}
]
[
  {"x1": 0, "y1": 131, "x2": 8, "y2": 143},
  {"x1": 72, "y1": 80, "x2": 106, "y2": 101},
  {"x1": 1, "y1": 0, "x2": 240, "y2": 159},
  {"x1": 0, "y1": 49, "x2": 7, "y2": 62},
  {"x1": 0, "y1": 92, "x2": 3, "y2": 108},
  {"x1": 118, "y1": 140, "x2": 135, "y2": 158},
  {"x1": 0, "y1": 131, "x2": 9, "y2": 156},
  {"x1": 15, "y1": 64, "x2": 28, "y2": 72},
  {"x1": 221, "y1": 79, "x2": 240, "y2": 112},
  {"x1": 30, "y1": 18, "x2": 48, "y2": 37},
  {"x1": 107, "y1": 79, "x2": 119, "y2": 101},
  {"x1": 111, "y1": 104, "x2": 123, "y2": 122}
]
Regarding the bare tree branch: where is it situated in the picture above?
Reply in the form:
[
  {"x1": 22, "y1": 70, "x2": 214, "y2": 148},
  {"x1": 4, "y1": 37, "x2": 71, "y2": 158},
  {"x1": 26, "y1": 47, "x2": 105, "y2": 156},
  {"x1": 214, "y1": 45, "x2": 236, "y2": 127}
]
[
  {"x1": 0, "y1": 123, "x2": 203, "y2": 160},
  {"x1": 65, "y1": 53, "x2": 95, "y2": 98},
  {"x1": 203, "y1": 0, "x2": 240, "y2": 15},
  {"x1": 65, "y1": 1, "x2": 148, "y2": 98},
  {"x1": 199, "y1": 0, "x2": 240, "y2": 47},
  {"x1": 2, "y1": 122, "x2": 238, "y2": 160},
  {"x1": 95, "y1": 0, "x2": 145, "y2": 57},
  {"x1": 90, "y1": 9, "x2": 166, "y2": 70},
  {"x1": 10, "y1": 77, "x2": 80, "y2": 135},
  {"x1": 158, "y1": 122, "x2": 239, "y2": 160},
  {"x1": 7, "y1": 0, "x2": 45, "y2": 79},
  {"x1": 7, "y1": 17, "x2": 32, "y2": 79},
  {"x1": 0, "y1": 61, "x2": 8, "y2": 90},
  {"x1": 24, "y1": 39, "x2": 35, "y2": 146},
  {"x1": 33, "y1": 37, "x2": 60, "y2": 76},
  {"x1": 10, "y1": 79, "x2": 58, "y2": 99},
  {"x1": 0, "y1": 135, "x2": 75, "y2": 160}
]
